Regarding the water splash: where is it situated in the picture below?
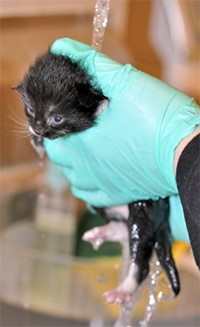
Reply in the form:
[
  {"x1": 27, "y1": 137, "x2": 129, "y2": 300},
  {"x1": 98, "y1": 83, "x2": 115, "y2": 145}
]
[
  {"x1": 114, "y1": 301, "x2": 137, "y2": 327},
  {"x1": 113, "y1": 245, "x2": 138, "y2": 327},
  {"x1": 139, "y1": 259, "x2": 174, "y2": 327},
  {"x1": 92, "y1": 0, "x2": 110, "y2": 51},
  {"x1": 113, "y1": 255, "x2": 174, "y2": 327}
]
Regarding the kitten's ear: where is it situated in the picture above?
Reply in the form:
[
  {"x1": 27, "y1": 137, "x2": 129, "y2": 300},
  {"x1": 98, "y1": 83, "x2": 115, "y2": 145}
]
[
  {"x1": 95, "y1": 99, "x2": 109, "y2": 116},
  {"x1": 77, "y1": 84, "x2": 109, "y2": 114}
]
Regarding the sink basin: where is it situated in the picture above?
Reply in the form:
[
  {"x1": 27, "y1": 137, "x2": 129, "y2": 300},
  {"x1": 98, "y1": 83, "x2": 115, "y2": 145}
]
[{"x1": 0, "y1": 220, "x2": 199, "y2": 327}]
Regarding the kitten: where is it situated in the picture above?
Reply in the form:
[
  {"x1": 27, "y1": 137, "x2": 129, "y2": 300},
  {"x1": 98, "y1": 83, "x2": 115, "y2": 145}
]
[{"x1": 16, "y1": 50, "x2": 180, "y2": 303}]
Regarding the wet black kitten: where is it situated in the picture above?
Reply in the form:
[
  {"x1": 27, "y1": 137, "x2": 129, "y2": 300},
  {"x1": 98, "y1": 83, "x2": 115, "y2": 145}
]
[
  {"x1": 16, "y1": 51, "x2": 180, "y2": 300},
  {"x1": 16, "y1": 52, "x2": 108, "y2": 139}
]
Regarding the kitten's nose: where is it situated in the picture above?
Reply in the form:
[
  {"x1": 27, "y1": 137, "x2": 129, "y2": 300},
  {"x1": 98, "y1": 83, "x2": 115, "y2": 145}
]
[{"x1": 34, "y1": 122, "x2": 44, "y2": 135}]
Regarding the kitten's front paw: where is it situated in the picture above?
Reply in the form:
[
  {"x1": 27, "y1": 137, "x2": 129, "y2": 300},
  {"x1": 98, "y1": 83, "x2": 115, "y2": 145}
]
[
  {"x1": 82, "y1": 225, "x2": 109, "y2": 250},
  {"x1": 82, "y1": 221, "x2": 128, "y2": 250},
  {"x1": 82, "y1": 227, "x2": 106, "y2": 250}
]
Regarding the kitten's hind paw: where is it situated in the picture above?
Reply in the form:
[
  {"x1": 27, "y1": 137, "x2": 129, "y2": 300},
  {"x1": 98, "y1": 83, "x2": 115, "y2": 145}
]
[
  {"x1": 103, "y1": 289, "x2": 132, "y2": 304},
  {"x1": 103, "y1": 263, "x2": 139, "y2": 304}
]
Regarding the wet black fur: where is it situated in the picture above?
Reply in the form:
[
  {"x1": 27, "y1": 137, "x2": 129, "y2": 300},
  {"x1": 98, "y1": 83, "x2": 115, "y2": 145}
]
[
  {"x1": 16, "y1": 50, "x2": 180, "y2": 296},
  {"x1": 16, "y1": 51, "x2": 107, "y2": 139},
  {"x1": 96, "y1": 199, "x2": 180, "y2": 296},
  {"x1": 128, "y1": 199, "x2": 180, "y2": 294}
]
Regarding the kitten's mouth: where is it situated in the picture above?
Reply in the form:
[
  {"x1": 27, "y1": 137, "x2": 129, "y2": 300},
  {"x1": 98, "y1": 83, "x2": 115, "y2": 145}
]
[
  {"x1": 29, "y1": 126, "x2": 66, "y2": 140},
  {"x1": 29, "y1": 126, "x2": 49, "y2": 138},
  {"x1": 29, "y1": 126, "x2": 41, "y2": 137}
]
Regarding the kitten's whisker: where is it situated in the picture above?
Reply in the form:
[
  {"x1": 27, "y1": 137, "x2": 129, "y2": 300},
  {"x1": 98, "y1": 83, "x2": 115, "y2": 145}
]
[
  {"x1": 10, "y1": 131, "x2": 31, "y2": 138},
  {"x1": 7, "y1": 116, "x2": 29, "y2": 131},
  {"x1": 7, "y1": 116, "x2": 28, "y2": 129},
  {"x1": 8, "y1": 105, "x2": 25, "y2": 120},
  {"x1": 5, "y1": 121, "x2": 30, "y2": 133},
  {"x1": 6, "y1": 105, "x2": 30, "y2": 137},
  {"x1": 5, "y1": 124, "x2": 31, "y2": 138},
  {"x1": 7, "y1": 105, "x2": 27, "y2": 123}
]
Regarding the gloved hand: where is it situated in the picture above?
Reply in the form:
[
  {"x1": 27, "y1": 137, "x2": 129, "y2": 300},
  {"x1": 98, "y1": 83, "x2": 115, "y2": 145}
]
[{"x1": 44, "y1": 38, "x2": 200, "y2": 241}]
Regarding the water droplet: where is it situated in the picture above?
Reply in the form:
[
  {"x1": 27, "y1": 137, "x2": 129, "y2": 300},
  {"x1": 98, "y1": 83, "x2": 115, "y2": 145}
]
[
  {"x1": 156, "y1": 260, "x2": 160, "y2": 266},
  {"x1": 157, "y1": 291, "x2": 163, "y2": 300},
  {"x1": 92, "y1": 238, "x2": 103, "y2": 250}
]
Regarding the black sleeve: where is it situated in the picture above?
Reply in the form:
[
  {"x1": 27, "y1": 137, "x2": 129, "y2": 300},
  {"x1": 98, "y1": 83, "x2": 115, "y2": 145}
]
[{"x1": 176, "y1": 134, "x2": 200, "y2": 268}]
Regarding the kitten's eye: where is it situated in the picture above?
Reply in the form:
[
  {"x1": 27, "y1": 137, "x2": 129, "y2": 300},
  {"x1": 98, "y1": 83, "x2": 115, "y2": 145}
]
[
  {"x1": 27, "y1": 107, "x2": 35, "y2": 116},
  {"x1": 51, "y1": 115, "x2": 63, "y2": 124}
]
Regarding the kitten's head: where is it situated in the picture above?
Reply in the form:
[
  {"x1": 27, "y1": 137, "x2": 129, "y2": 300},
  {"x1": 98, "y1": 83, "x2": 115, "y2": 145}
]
[{"x1": 15, "y1": 51, "x2": 108, "y2": 139}]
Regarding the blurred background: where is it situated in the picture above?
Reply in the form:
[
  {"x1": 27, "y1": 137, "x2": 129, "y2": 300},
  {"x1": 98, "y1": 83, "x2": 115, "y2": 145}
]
[{"x1": 1, "y1": 1, "x2": 200, "y2": 326}]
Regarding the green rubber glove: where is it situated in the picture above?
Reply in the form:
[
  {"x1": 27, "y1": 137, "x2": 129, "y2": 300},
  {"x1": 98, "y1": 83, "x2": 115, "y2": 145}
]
[
  {"x1": 44, "y1": 38, "x2": 200, "y2": 241},
  {"x1": 169, "y1": 195, "x2": 190, "y2": 242}
]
